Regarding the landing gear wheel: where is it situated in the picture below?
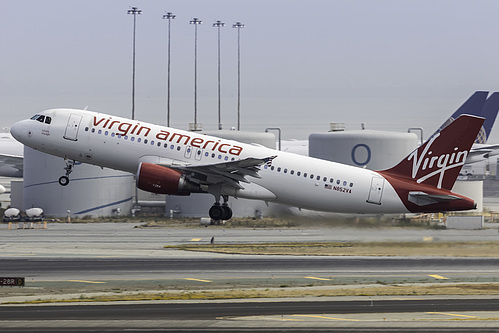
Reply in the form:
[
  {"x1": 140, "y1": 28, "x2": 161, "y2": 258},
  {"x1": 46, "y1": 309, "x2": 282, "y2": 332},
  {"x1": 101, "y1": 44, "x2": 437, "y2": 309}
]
[
  {"x1": 221, "y1": 205, "x2": 233, "y2": 220},
  {"x1": 59, "y1": 176, "x2": 70, "y2": 186},
  {"x1": 209, "y1": 204, "x2": 224, "y2": 220}
]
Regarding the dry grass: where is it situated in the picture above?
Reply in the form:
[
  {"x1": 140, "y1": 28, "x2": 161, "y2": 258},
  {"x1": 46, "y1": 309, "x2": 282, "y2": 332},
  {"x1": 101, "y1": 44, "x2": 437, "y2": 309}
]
[
  {"x1": 165, "y1": 241, "x2": 499, "y2": 257},
  {"x1": 10, "y1": 283, "x2": 499, "y2": 304}
]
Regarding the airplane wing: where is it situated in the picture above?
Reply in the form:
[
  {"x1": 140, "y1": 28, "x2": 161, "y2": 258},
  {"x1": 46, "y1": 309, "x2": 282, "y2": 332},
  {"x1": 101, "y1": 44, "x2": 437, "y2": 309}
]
[
  {"x1": 0, "y1": 153, "x2": 23, "y2": 177},
  {"x1": 171, "y1": 156, "x2": 277, "y2": 190},
  {"x1": 408, "y1": 191, "x2": 462, "y2": 206}
]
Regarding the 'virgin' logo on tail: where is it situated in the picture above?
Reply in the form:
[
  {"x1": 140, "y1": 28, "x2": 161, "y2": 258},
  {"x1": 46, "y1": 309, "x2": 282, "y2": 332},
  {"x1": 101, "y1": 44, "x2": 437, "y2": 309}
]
[{"x1": 408, "y1": 132, "x2": 468, "y2": 189}]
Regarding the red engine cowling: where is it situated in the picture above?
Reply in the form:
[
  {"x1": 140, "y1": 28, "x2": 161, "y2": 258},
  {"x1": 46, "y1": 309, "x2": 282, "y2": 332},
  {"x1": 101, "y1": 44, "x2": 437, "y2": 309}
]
[{"x1": 136, "y1": 162, "x2": 200, "y2": 195}]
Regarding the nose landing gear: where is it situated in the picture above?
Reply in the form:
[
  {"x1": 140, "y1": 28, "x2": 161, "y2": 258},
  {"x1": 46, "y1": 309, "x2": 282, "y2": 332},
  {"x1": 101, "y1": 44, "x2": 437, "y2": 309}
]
[{"x1": 58, "y1": 159, "x2": 75, "y2": 186}]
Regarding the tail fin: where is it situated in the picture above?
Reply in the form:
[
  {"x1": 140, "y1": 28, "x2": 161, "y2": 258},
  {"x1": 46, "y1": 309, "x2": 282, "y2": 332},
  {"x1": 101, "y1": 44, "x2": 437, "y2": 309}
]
[
  {"x1": 476, "y1": 92, "x2": 499, "y2": 143},
  {"x1": 431, "y1": 91, "x2": 499, "y2": 144},
  {"x1": 432, "y1": 91, "x2": 487, "y2": 138},
  {"x1": 379, "y1": 114, "x2": 484, "y2": 190}
]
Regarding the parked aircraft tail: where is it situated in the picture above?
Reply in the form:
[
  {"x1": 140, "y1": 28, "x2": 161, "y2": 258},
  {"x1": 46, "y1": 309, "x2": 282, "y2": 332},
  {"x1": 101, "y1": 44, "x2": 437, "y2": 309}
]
[{"x1": 433, "y1": 91, "x2": 499, "y2": 144}]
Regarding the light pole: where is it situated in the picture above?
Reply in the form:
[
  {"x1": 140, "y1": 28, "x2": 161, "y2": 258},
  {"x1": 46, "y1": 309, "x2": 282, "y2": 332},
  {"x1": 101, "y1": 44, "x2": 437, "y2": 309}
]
[
  {"x1": 190, "y1": 18, "x2": 202, "y2": 131},
  {"x1": 232, "y1": 22, "x2": 244, "y2": 131},
  {"x1": 163, "y1": 12, "x2": 176, "y2": 127},
  {"x1": 127, "y1": 6, "x2": 142, "y2": 120},
  {"x1": 213, "y1": 20, "x2": 225, "y2": 130}
]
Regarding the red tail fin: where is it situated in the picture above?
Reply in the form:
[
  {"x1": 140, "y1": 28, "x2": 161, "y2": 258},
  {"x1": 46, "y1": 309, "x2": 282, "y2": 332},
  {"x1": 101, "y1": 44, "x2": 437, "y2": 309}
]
[{"x1": 379, "y1": 115, "x2": 484, "y2": 190}]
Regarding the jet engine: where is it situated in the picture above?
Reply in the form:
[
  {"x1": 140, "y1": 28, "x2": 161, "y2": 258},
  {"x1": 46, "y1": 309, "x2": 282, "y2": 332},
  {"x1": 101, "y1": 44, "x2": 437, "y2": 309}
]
[{"x1": 136, "y1": 162, "x2": 200, "y2": 195}]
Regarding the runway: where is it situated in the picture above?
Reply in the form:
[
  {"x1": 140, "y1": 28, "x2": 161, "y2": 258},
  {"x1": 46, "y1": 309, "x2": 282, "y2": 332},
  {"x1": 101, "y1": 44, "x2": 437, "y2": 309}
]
[
  {"x1": 1, "y1": 298, "x2": 499, "y2": 331},
  {"x1": 1, "y1": 223, "x2": 499, "y2": 331}
]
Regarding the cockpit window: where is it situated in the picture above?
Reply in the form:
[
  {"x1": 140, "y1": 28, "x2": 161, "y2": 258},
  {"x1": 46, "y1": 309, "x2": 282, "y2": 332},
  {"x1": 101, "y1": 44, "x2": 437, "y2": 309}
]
[{"x1": 30, "y1": 114, "x2": 51, "y2": 124}]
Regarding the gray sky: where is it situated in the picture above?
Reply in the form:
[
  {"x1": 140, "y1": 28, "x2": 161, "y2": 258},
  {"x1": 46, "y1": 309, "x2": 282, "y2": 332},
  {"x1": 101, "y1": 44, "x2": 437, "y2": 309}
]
[{"x1": 3, "y1": 0, "x2": 499, "y2": 140}]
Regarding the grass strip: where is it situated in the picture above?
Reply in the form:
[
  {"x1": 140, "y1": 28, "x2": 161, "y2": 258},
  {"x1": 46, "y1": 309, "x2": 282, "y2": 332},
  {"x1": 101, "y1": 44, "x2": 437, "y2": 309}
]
[
  {"x1": 8, "y1": 283, "x2": 499, "y2": 305},
  {"x1": 164, "y1": 241, "x2": 499, "y2": 257}
]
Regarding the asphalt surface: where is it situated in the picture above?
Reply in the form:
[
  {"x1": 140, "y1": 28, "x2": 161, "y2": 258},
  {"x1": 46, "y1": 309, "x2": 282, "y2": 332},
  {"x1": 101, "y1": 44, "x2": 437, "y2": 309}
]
[{"x1": 1, "y1": 222, "x2": 499, "y2": 331}]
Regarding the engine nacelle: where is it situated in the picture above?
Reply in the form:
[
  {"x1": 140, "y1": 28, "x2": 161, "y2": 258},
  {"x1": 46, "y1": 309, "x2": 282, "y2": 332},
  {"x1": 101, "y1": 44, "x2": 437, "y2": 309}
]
[{"x1": 136, "y1": 162, "x2": 200, "y2": 195}]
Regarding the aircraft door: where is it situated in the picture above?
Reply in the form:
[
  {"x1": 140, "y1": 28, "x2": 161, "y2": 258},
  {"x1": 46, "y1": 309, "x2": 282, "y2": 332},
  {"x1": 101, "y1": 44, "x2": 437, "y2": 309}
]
[
  {"x1": 64, "y1": 114, "x2": 83, "y2": 141},
  {"x1": 367, "y1": 176, "x2": 384, "y2": 205}
]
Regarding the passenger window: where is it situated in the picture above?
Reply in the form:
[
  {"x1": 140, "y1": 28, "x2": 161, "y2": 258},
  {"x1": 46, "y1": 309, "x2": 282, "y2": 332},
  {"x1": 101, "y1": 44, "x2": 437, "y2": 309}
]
[
  {"x1": 277, "y1": 167, "x2": 281, "y2": 172},
  {"x1": 317, "y1": 176, "x2": 320, "y2": 180},
  {"x1": 290, "y1": 170, "x2": 294, "y2": 175},
  {"x1": 310, "y1": 174, "x2": 314, "y2": 179},
  {"x1": 336, "y1": 179, "x2": 340, "y2": 184},
  {"x1": 297, "y1": 171, "x2": 301, "y2": 176},
  {"x1": 144, "y1": 139, "x2": 148, "y2": 144},
  {"x1": 330, "y1": 178, "x2": 334, "y2": 183},
  {"x1": 304, "y1": 173, "x2": 307, "y2": 177},
  {"x1": 323, "y1": 177, "x2": 327, "y2": 182},
  {"x1": 284, "y1": 169, "x2": 288, "y2": 174}
]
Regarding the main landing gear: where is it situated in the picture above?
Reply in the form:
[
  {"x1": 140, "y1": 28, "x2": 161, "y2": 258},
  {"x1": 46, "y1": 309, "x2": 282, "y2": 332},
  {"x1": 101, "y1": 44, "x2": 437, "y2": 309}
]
[
  {"x1": 209, "y1": 195, "x2": 233, "y2": 221},
  {"x1": 58, "y1": 159, "x2": 75, "y2": 186}
]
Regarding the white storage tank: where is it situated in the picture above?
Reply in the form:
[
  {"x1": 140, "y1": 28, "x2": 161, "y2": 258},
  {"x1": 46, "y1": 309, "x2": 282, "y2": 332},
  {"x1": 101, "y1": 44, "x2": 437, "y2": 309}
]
[
  {"x1": 309, "y1": 129, "x2": 418, "y2": 170},
  {"x1": 23, "y1": 147, "x2": 133, "y2": 217}
]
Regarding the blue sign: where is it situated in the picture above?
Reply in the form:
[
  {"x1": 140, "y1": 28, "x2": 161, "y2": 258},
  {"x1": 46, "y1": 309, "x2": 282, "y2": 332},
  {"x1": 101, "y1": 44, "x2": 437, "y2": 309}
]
[{"x1": 351, "y1": 144, "x2": 371, "y2": 166}]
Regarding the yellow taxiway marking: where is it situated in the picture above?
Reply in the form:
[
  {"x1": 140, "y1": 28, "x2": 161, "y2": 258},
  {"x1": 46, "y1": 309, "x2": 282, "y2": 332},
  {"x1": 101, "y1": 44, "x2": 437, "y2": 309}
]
[
  {"x1": 304, "y1": 276, "x2": 331, "y2": 281},
  {"x1": 190, "y1": 238, "x2": 202, "y2": 242},
  {"x1": 426, "y1": 312, "x2": 477, "y2": 318},
  {"x1": 67, "y1": 280, "x2": 106, "y2": 284},
  {"x1": 184, "y1": 278, "x2": 212, "y2": 283},
  {"x1": 292, "y1": 314, "x2": 360, "y2": 321},
  {"x1": 428, "y1": 274, "x2": 449, "y2": 280}
]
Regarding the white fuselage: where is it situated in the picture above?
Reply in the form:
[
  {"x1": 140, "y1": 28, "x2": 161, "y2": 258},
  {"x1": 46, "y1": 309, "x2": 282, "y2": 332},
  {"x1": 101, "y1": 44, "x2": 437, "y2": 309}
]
[{"x1": 11, "y1": 108, "x2": 408, "y2": 214}]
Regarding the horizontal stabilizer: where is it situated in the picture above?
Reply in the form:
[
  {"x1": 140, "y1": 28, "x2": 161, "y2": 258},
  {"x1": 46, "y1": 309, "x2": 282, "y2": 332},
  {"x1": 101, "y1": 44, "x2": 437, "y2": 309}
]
[{"x1": 408, "y1": 191, "x2": 461, "y2": 206}]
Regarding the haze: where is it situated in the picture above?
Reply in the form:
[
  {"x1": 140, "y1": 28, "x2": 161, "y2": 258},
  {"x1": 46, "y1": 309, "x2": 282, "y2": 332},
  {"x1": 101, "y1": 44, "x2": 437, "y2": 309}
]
[{"x1": 2, "y1": 0, "x2": 499, "y2": 141}]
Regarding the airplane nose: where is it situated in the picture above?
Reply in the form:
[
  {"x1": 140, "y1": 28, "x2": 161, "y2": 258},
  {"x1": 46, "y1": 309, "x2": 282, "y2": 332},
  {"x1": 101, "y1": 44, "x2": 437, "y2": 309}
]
[{"x1": 10, "y1": 120, "x2": 30, "y2": 144}]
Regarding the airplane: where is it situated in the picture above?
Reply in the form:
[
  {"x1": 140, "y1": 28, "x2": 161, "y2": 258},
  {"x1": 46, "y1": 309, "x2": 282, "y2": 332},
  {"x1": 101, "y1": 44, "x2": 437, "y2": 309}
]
[
  {"x1": 0, "y1": 132, "x2": 23, "y2": 178},
  {"x1": 427, "y1": 91, "x2": 499, "y2": 164},
  {"x1": 10, "y1": 99, "x2": 485, "y2": 220}
]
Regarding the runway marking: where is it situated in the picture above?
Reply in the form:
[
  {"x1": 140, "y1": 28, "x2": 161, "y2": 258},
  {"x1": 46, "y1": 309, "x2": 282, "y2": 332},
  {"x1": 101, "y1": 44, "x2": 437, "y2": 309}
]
[
  {"x1": 426, "y1": 312, "x2": 477, "y2": 318},
  {"x1": 67, "y1": 280, "x2": 106, "y2": 284},
  {"x1": 304, "y1": 276, "x2": 331, "y2": 281},
  {"x1": 190, "y1": 238, "x2": 202, "y2": 242},
  {"x1": 428, "y1": 274, "x2": 449, "y2": 280},
  {"x1": 184, "y1": 278, "x2": 212, "y2": 283},
  {"x1": 292, "y1": 314, "x2": 360, "y2": 321}
]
